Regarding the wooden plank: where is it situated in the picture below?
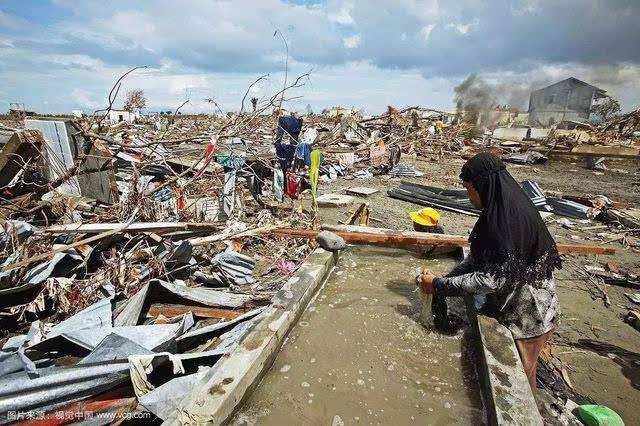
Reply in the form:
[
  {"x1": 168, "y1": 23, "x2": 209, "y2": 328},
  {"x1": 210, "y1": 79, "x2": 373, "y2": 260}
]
[
  {"x1": 345, "y1": 203, "x2": 368, "y2": 225},
  {"x1": 606, "y1": 209, "x2": 640, "y2": 229},
  {"x1": 44, "y1": 222, "x2": 221, "y2": 234},
  {"x1": 148, "y1": 303, "x2": 245, "y2": 320},
  {"x1": 345, "y1": 186, "x2": 379, "y2": 197},
  {"x1": 269, "y1": 225, "x2": 615, "y2": 255},
  {"x1": 188, "y1": 225, "x2": 274, "y2": 247},
  {"x1": 555, "y1": 242, "x2": 615, "y2": 255}
]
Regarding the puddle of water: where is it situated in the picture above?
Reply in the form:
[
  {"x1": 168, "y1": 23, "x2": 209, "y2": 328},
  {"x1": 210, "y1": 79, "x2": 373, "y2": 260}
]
[{"x1": 233, "y1": 246, "x2": 484, "y2": 425}]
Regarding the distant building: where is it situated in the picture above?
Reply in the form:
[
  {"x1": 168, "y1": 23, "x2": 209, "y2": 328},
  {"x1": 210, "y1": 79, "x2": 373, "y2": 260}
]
[
  {"x1": 528, "y1": 77, "x2": 608, "y2": 127},
  {"x1": 103, "y1": 109, "x2": 141, "y2": 124}
]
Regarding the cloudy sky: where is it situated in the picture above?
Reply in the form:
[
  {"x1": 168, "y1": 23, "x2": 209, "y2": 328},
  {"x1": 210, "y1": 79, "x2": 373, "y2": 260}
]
[{"x1": 1, "y1": 0, "x2": 639, "y2": 114}]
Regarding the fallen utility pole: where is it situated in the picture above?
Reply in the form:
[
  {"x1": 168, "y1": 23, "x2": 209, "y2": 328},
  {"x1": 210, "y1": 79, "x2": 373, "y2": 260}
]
[{"x1": 269, "y1": 225, "x2": 616, "y2": 255}]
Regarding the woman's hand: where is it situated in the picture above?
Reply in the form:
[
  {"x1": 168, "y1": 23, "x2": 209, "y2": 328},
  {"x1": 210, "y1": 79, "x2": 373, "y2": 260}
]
[{"x1": 416, "y1": 269, "x2": 438, "y2": 294}]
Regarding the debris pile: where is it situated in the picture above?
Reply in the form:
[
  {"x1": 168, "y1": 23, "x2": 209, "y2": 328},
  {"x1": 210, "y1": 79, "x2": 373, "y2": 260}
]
[
  {"x1": 0, "y1": 70, "x2": 638, "y2": 420},
  {"x1": 0, "y1": 76, "x2": 327, "y2": 420}
]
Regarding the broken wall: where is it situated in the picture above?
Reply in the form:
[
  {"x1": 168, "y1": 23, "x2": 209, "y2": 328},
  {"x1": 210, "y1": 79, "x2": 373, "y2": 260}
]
[{"x1": 25, "y1": 119, "x2": 116, "y2": 204}]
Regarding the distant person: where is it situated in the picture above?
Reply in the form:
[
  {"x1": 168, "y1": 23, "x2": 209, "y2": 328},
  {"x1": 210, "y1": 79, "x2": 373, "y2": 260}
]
[
  {"x1": 274, "y1": 112, "x2": 304, "y2": 175},
  {"x1": 434, "y1": 117, "x2": 444, "y2": 134},
  {"x1": 274, "y1": 112, "x2": 306, "y2": 199},
  {"x1": 275, "y1": 112, "x2": 303, "y2": 145},
  {"x1": 409, "y1": 207, "x2": 444, "y2": 234},
  {"x1": 416, "y1": 153, "x2": 561, "y2": 395}
]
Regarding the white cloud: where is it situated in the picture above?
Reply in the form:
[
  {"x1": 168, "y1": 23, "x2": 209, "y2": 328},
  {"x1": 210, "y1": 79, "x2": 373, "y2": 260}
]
[
  {"x1": 71, "y1": 88, "x2": 102, "y2": 110},
  {"x1": 328, "y1": 4, "x2": 354, "y2": 25},
  {"x1": 446, "y1": 20, "x2": 478, "y2": 35},
  {"x1": 1, "y1": 0, "x2": 639, "y2": 114},
  {"x1": 420, "y1": 24, "x2": 436, "y2": 41},
  {"x1": 454, "y1": 23, "x2": 471, "y2": 35},
  {"x1": 0, "y1": 10, "x2": 30, "y2": 30},
  {"x1": 343, "y1": 34, "x2": 361, "y2": 48}
]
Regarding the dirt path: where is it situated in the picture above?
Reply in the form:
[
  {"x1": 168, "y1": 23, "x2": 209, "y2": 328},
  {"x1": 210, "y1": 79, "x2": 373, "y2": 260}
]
[{"x1": 233, "y1": 246, "x2": 483, "y2": 425}]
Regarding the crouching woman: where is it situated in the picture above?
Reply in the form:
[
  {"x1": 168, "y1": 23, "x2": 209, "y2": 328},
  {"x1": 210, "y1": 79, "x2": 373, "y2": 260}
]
[{"x1": 417, "y1": 153, "x2": 561, "y2": 394}]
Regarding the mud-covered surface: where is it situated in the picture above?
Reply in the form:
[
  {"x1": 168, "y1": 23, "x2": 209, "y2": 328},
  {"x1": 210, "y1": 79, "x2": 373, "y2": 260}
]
[
  {"x1": 310, "y1": 157, "x2": 640, "y2": 423},
  {"x1": 233, "y1": 246, "x2": 484, "y2": 425}
]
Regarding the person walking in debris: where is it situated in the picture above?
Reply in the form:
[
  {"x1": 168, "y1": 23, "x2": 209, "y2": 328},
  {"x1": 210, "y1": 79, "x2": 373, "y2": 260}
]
[{"x1": 416, "y1": 152, "x2": 561, "y2": 394}]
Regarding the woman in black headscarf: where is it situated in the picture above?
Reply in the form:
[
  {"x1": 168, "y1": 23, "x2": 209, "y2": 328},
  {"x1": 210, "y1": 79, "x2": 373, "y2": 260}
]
[{"x1": 417, "y1": 152, "x2": 561, "y2": 394}]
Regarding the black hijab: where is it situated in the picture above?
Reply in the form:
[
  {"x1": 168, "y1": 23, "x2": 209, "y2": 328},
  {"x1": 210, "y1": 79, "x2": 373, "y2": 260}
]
[{"x1": 460, "y1": 153, "x2": 561, "y2": 283}]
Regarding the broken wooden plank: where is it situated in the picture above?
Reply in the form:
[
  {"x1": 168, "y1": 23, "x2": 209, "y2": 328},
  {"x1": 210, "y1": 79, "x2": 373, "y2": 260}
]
[
  {"x1": 188, "y1": 225, "x2": 274, "y2": 247},
  {"x1": 345, "y1": 186, "x2": 379, "y2": 197},
  {"x1": 269, "y1": 225, "x2": 616, "y2": 255},
  {"x1": 148, "y1": 303, "x2": 246, "y2": 320},
  {"x1": 555, "y1": 242, "x2": 616, "y2": 255},
  {"x1": 345, "y1": 203, "x2": 369, "y2": 226},
  {"x1": 44, "y1": 222, "x2": 221, "y2": 234},
  {"x1": 606, "y1": 209, "x2": 640, "y2": 229},
  {"x1": 2, "y1": 211, "x2": 140, "y2": 272}
]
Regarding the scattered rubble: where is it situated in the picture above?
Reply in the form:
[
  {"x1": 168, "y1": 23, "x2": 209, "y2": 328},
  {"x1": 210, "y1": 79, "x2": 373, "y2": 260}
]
[{"x1": 0, "y1": 71, "x2": 638, "y2": 422}]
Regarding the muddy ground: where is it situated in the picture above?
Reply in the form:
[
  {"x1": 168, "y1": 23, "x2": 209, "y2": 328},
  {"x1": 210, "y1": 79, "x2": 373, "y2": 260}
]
[
  {"x1": 305, "y1": 156, "x2": 640, "y2": 423},
  {"x1": 235, "y1": 247, "x2": 483, "y2": 425}
]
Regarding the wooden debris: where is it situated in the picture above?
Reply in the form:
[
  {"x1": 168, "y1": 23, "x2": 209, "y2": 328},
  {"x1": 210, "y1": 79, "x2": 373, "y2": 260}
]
[
  {"x1": 344, "y1": 203, "x2": 370, "y2": 226},
  {"x1": 148, "y1": 303, "x2": 247, "y2": 320},
  {"x1": 44, "y1": 221, "x2": 220, "y2": 234},
  {"x1": 270, "y1": 225, "x2": 616, "y2": 255}
]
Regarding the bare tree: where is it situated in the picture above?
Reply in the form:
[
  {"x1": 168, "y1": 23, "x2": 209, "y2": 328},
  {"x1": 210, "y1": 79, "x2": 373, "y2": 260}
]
[
  {"x1": 124, "y1": 89, "x2": 147, "y2": 113},
  {"x1": 251, "y1": 97, "x2": 258, "y2": 112}
]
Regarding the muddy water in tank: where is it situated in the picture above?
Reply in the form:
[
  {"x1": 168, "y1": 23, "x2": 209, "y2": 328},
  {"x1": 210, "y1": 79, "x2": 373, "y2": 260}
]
[{"x1": 233, "y1": 246, "x2": 484, "y2": 425}]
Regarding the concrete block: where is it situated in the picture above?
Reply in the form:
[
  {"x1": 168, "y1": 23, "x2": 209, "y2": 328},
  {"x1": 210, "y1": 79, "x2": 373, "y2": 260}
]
[
  {"x1": 345, "y1": 187, "x2": 379, "y2": 197},
  {"x1": 472, "y1": 313, "x2": 543, "y2": 426},
  {"x1": 493, "y1": 127, "x2": 529, "y2": 142},
  {"x1": 317, "y1": 193, "x2": 354, "y2": 207},
  {"x1": 529, "y1": 128, "x2": 551, "y2": 140}
]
